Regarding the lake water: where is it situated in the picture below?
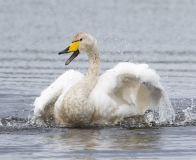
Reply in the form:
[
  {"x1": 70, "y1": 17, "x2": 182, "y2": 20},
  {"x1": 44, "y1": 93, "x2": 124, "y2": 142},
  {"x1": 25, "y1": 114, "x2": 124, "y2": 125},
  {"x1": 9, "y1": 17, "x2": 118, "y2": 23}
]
[{"x1": 0, "y1": 0, "x2": 196, "y2": 159}]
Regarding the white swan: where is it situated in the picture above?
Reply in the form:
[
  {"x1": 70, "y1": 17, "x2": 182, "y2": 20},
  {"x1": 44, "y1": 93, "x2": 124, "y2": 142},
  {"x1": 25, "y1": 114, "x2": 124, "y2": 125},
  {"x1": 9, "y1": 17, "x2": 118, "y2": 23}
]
[{"x1": 34, "y1": 32, "x2": 165, "y2": 127}]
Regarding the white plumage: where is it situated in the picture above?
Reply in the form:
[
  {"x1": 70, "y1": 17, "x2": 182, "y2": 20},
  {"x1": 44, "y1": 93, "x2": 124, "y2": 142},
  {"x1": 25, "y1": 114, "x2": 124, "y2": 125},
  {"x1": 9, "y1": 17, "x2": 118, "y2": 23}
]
[{"x1": 34, "y1": 32, "x2": 167, "y2": 127}]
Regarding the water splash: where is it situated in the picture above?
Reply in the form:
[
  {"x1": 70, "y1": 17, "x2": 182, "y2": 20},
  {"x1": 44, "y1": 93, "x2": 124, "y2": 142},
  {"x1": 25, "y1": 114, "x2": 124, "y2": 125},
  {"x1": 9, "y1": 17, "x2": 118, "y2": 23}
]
[
  {"x1": 142, "y1": 91, "x2": 175, "y2": 127},
  {"x1": 158, "y1": 92, "x2": 175, "y2": 124},
  {"x1": 120, "y1": 91, "x2": 176, "y2": 128},
  {"x1": 183, "y1": 98, "x2": 196, "y2": 125},
  {"x1": 0, "y1": 116, "x2": 28, "y2": 127},
  {"x1": 1, "y1": 98, "x2": 195, "y2": 130}
]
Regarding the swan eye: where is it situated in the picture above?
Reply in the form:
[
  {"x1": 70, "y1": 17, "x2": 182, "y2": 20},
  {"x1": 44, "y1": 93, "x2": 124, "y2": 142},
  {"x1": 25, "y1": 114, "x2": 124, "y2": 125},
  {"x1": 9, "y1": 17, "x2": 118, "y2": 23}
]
[{"x1": 80, "y1": 38, "x2": 82, "y2": 41}]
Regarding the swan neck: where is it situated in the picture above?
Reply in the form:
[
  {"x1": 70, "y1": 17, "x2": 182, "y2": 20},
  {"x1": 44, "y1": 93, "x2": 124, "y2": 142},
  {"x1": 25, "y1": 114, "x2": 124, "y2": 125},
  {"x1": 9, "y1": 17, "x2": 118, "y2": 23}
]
[
  {"x1": 87, "y1": 45, "x2": 100, "y2": 77},
  {"x1": 82, "y1": 44, "x2": 100, "y2": 90}
]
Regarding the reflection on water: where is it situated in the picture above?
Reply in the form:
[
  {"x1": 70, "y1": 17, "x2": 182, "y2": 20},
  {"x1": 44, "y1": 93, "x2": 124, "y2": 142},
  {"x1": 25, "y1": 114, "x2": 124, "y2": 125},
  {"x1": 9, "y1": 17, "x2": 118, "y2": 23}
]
[
  {"x1": 52, "y1": 128, "x2": 160, "y2": 150},
  {"x1": 1, "y1": 127, "x2": 196, "y2": 159}
]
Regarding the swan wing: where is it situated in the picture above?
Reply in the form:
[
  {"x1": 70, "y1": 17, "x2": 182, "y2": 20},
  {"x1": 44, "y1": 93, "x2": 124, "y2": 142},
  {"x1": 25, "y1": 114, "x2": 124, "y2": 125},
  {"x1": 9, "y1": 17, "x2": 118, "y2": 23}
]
[
  {"x1": 34, "y1": 70, "x2": 83, "y2": 119},
  {"x1": 89, "y1": 62, "x2": 164, "y2": 123}
]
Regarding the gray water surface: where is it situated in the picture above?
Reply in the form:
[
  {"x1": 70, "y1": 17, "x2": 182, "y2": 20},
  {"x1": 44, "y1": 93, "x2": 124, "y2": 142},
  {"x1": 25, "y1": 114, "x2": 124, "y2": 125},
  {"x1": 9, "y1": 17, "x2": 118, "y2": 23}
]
[{"x1": 0, "y1": 0, "x2": 196, "y2": 159}]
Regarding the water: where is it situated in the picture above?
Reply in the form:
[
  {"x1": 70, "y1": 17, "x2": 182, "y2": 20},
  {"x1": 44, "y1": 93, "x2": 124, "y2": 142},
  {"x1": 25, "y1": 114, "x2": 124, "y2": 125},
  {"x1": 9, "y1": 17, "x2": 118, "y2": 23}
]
[{"x1": 0, "y1": 0, "x2": 196, "y2": 159}]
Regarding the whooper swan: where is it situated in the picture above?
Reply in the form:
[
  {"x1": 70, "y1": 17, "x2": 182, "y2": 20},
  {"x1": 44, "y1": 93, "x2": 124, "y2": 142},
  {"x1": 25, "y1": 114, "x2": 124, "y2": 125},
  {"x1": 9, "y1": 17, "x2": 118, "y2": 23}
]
[{"x1": 34, "y1": 32, "x2": 167, "y2": 127}]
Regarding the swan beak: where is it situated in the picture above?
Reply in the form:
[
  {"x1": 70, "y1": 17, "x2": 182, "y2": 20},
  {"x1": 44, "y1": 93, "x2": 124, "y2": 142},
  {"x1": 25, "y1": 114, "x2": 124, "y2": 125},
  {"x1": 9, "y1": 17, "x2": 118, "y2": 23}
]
[{"x1": 58, "y1": 41, "x2": 80, "y2": 65}]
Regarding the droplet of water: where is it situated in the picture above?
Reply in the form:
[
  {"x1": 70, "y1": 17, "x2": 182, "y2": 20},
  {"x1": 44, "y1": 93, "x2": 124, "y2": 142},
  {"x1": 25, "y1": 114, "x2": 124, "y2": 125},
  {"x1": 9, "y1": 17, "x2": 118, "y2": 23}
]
[{"x1": 0, "y1": 119, "x2": 2, "y2": 126}]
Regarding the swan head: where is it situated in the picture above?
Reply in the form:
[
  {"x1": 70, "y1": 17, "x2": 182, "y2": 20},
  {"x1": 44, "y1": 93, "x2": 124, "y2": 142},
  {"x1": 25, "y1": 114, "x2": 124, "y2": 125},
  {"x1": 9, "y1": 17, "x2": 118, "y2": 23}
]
[{"x1": 58, "y1": 32, "x2": 96, "y2": 65}]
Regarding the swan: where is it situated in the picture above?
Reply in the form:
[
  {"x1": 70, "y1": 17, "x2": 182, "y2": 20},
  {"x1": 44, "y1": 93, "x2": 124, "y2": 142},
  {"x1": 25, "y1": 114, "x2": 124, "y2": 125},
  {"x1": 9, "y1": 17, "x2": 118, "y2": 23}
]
[{"x1": 34, "y1": 32, "x2": 166, "y2": 127}]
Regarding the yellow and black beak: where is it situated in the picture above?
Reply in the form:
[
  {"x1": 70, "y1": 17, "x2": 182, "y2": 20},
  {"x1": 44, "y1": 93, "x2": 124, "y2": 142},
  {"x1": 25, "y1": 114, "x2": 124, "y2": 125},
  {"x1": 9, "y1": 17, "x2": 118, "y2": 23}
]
[{"x1": 58, "y1": 41, "x2": 80, "y2": 65}]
